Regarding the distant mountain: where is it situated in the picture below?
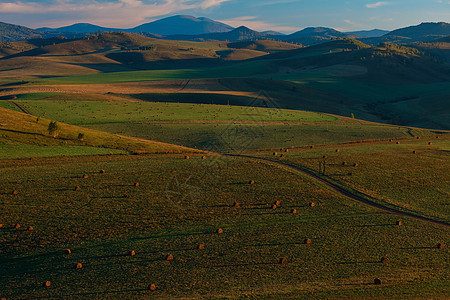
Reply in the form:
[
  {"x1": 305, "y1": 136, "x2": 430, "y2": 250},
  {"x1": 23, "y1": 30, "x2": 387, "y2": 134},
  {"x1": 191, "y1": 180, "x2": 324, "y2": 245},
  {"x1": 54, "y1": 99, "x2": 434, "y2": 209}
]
[
  {"x1": 167, "y1": 26, "x2": 269, "y2": 42},
  {"x1": 38, "y1": 23, "x2": 119, "y2": 33},
  {"x1": 0, "y1": 22, "x2": 49, "y2": 42},
  {"x1": 364, "y1": 22, "x2": 450, "y2": 44},
  {"x1": 129, "y1": 15, "x2": 234, "y2": 35},
  {"x1": 346, "y1": 29, "x2": 389, "y2": 38},
  {"x1": 280, "y1": 27, "x2": 349, "y2": 45},
  {"x1": 263, "y1": 31, "x2": 285, "y2": 36}
]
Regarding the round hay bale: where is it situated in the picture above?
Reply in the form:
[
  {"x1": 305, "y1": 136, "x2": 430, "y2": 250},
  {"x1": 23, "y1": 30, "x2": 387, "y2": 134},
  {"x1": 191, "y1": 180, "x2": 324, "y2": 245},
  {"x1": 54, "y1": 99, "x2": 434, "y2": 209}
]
[
  {"x1": 342, "y1": 162, "x2": 347, "y2": 166},
  {"x1": 74, "y1": 186, "x2": 81, "y2": 191},
  {"x1": 64, "y1": 249, "x2": 71, "y2": 255},
  {"x1": 291, "y1": 209, "x2": 297, "y2": 214},
  {"x1": 30, "y1": 157, "x2": 34, "y2": 161},
  {"x1": 271, "y1": 204, "x2": 277, "y2": 209},
  {"x1": 134, "y1": 183, "x2": 139, "y2": 187},
  {"x1": 285, "y1": 149, "x2": 289, "y2": 153},
  {"x1": 14, "y1": 224, "x2": 20, "y2": 229},
  {"x1": 353, "y1": 163, "x2": 358, "y2": 167},
  {"x1": 12, "y1": 190, "x2": 18, "y2": 195},
  {"x1": 380, "y1": 257, "x2": 389, "y2": 263},
  {"x1": 309, "y1": 202, "x2": 315, "y2": 207},
  {"x1": 197, "y1": 244, "x2": 205, "y2": 250},
  {"x1": 232, "y1": 202, "x2": 240, "y2": 208},
  {"x1": 428, "y1": 142, "x2": 432, "y2": 145},
  {"x1": 75, "y1": 263, "x2": 83, "y2": 269},
  {"x1": 185, "y1": 156, "x2": 190, "y2": 160},
  {"x1": 274, "y1": 200, "x2": 281, "y2": 206},
  {"x1": 396, "y1": 221, "x2": 402, "y2": 226},
  {"x1": 148, "y1": 284, "x2": 157, "y2": 291},
  {"x1": 217, "y1": 228, "x2": 223, "y2": 234},
  {"x1": 412, "y1": 151, "x2": 417, "y2": 154},
  {"x1": 99, "y1": 169, "x2": 105, "y2": 174},
  {"x1": 374, "y1": 278, "x2": 382, "y2": 285},
  {"x1": 396, "y1": 142, "x2": 400, "y2": 145},
  {"x1": 129, "y1": 250, "x2": 136, "y2": 256},
  {"x1": 417, "y1": 137, "x2": 420, "y2": 139},
  {"x1": 82, "y1": 174, "x2": 88, "y2": 179},
  {"x1": 42, "y1": 281, "x2": 51, "y2": 287},
  {"x1": 437, "y1": 243, "x2": 445, "y2": 249},
  {"x1": 0, "y1": 224, "x2": 3, "y2": 228},
  {"x1": 202, "y1": 156, "x2": 207, "y2": 160},
  {"x1": 249, "y1": 180, "x2": 255, "y2": 185},
  {"x1": 280, "y1": 154, "x2": 285, "y2": 158},
  {"x1": 273, "y1": 152, "x2": 277, "y2": 156},
  {"x1": 310, "y1": 145, "x2": 314, "y2": 149},
  {"x1": 165, "y1": 254, "x2": 174, "y2": 261},
  {"x1": 27, "y1": 226, "x2": 33, "y2": 231},
  {"x1": 436, "y1": 136, "x2": 440, "y2": 139},
  {"x1": 279, "y1": 257, "x2": 288, "y2": 264},
  {"x1": 304, "y1": 238, "x2": 312, "y2": 245},
  {"x1": 336, "y1": 149, "x2": 340, "y2": 153},
  {"x1": 323, "y1": 155, "x2": 328, "y2": 159}
]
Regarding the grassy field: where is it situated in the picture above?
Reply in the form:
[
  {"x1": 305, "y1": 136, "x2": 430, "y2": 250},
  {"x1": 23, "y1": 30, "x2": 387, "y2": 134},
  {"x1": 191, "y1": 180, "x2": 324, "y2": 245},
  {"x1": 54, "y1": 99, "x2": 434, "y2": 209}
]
[
  {"x1": 1, "y1": 154, "x2": 448, "y2": 299},
  {"x1": 0, "y1": 107, "x2": 201, "y2": 159},
  {"x1": 253, "y1": 138, "x2": 450, "y2": 223}
]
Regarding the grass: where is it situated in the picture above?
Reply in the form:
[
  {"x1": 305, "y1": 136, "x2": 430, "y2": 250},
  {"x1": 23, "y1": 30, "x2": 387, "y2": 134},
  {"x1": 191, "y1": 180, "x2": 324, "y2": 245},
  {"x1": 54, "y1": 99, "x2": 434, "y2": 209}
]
[
  {"x1": 0, "y1": 107, "x2": 201, "y2": 159},
  {"x1": 0, "y1": 154, "x2": 448, "y2": 298},
  {"x1": 254, "y1": 137, "x2": 450, "y2": 223}
]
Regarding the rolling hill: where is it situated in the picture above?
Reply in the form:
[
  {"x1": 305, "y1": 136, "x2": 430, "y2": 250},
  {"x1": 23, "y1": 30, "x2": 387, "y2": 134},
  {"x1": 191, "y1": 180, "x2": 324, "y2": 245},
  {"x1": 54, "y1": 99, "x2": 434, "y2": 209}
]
[
  {"x1": 38, "y1": 23, "x2": 120, "y2": 33},
  {"x1": 0, "y1": 22, "x2": 49, "y2": 42},
  {"x1": 346, "y1": 29, "x2": 389, "y2": 38}
]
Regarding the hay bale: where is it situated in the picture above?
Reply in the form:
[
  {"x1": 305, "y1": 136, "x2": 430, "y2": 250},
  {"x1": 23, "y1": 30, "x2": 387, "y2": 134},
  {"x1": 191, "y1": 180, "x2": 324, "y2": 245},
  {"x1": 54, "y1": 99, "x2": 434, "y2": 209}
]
[
  {"x1": 232, "y1": 202, "x2": 240, "y2": 208},
  {"x1": 342, "y1": 162, "x2": 347, "y2": 166},
  {"x1": 185, "y1": 155, "x2": 190, "y2": 160},
  {"x1": 249, "y1": 180, "x2": 255, "y2": 185},
  {"x1": 285, "y1": 149, "x2": 289, "y2": 152},
  {"x1": 310, "y1": 146, "x2": 314, "y2": 149},
  {"x1": 374, "y1": 278, "x2": 382, "y2": 285},
  {"x1": 309, "y1": 202, "x2": 315, "y2": 207},
  {"x1": 274, "y1": 200, "x2": 281, "y2": 206},
  {"x1": 417, "y1": 137, "x2": 420, "y2": 139},
  {"x1": 197, "y1": 244, "x2": 205, "y2": 250},
  {"x1": 389, "y1": 139, "x2": 393, "y2": 142},
  {"x1": 148, "y1": 284, "x2": 157, "y2": 291},
  {"x1": 42, "y1": 281, "x2": 51, "y2": 287},
  {"x1": 437, "y1": 243, "x2": 445, "y2": 249},
  {"x1": 217, "y1": 228, "x2": 223, "y2": 234},
  {"x1": 412, "y1": 151, "x2": 417, "y2": 154},
  {"x1": 396, "y1": 221, "x2": 402, "y2": 226},
  {"x1": 291, "y1": 209, "x2": 297, "y2": 214},
  {"x1": 82, "y1": 174, "x2": 88, "y2": 179},
  {"x1": 12, "y1": 190, "x2": 18, "y2": 195},
  {"x1": 129, "y1": 250, "x2": 136, "y2": 256},
  {"x1": 14, "y1": 224, "x2": 20, "y2": 229},
  {"x1": 134, "y1": 183, "x2": 139, "y2": 187},
  {"x1": 0, "y1": 224, "x2": 3, "y2": 228},
  {"x1": 165, "y1": 254, "x2": 174, "y2": 261},
  {"x1": 279, "y1": 257, "x2": 288, "y2": 264},
  {"x1": 76, "y1": 263, "x2": 83, "y2": 269},
  {"x1": 30, "y1": 157, "x2": 34, "y2": 161},
  {"x1": 273, "y1": 152, "x2": 277, "y2": 156},
  {"x1": 380, "y1": 257, "x2": 389, "y2": 263},
  {"x1": 396, "y1": 142, "x2": 400, "y2": 144},
  {"x1": 202, "y1": 156, "x2": 207, "y2": 160},
  {"x1": 436, "y1": 136, "x2": 440, "y2": 139},
  {"x1": 271, "y1": 204, "x2": 277, "y2": 209},
  {"x1": 27, "y1": 226, "x2": 33, "y2": 231},
  {"x1": 304, "y1": 238, "x2": 312, "y2": 244},
  {"x1": 323, "y1": 155, "x2": 328, "y2": 159},
  {"x1": 64, "y1": 249, "x2": 71, "y2": 254},
  {"x1": 99, "y1": 169, "x2": 105, "y2": 174},
  {"x1": 74, "y1": 186, "x2": 81, "y2": 191},
  {"x1": 336, "y1": 149, "x2": 340, "y2": 153},
  {"x1": 353, "y1": 163, "x2": 358, "y2": 167},
  {"x1": 428, "y1": 142, "x2": 432, "y2": 145}
]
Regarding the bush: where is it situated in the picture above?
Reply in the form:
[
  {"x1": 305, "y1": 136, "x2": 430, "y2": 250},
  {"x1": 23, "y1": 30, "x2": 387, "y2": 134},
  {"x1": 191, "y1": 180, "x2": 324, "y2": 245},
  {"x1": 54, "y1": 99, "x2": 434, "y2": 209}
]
[{"x1": 47, "y1": 121, "x2": 59, "y2": 138}]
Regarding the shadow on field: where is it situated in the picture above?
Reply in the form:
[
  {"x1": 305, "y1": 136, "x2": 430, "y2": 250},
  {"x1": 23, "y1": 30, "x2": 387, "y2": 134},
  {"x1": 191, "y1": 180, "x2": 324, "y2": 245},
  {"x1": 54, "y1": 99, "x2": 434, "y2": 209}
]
[{"x1": 60, "y1": 288, "x2": 147, "y2": 298}]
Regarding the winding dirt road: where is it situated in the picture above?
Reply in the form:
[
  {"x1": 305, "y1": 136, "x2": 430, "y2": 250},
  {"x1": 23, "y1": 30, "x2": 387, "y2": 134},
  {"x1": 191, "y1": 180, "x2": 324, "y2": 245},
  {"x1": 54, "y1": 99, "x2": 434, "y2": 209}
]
[{"x1": 229, "y1": 154, "x2": 450, "y2": 228}]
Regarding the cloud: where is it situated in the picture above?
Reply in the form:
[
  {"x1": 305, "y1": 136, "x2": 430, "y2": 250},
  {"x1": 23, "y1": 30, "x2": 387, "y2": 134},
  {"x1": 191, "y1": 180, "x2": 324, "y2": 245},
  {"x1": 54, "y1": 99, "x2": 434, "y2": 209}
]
[
  {"x1": 366, "y1": 1, "x2": 390, "y2": 8},
  {"x1": 218, "y1": 16, "x2": 299, "y2": 33},
  {"x1": 0, "y1": 0, "x2": 232, "y2": 28}
]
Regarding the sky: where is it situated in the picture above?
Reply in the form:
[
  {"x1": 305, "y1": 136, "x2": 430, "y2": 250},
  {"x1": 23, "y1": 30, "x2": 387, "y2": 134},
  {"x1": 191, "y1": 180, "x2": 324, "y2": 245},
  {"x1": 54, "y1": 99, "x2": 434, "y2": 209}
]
[{"x1": 0, "y1": 0, "x2": 449, "y2": 33}]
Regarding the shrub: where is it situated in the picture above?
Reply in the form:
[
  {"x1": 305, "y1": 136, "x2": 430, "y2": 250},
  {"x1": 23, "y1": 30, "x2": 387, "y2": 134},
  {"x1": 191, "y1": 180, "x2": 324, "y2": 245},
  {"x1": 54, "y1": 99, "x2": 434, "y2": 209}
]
[
  {"x1": 47, "y1": 121, "x2": 59, "y2": 138},
  {"x1": 77, "y1": 133, "x2": 85, "y2": 141}
]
